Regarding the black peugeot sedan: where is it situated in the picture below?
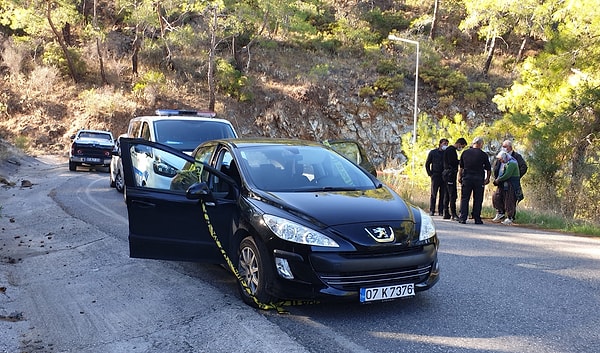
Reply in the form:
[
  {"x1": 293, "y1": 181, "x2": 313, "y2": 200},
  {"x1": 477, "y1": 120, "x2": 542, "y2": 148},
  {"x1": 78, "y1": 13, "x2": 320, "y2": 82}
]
[{"x1": 119, "y1": 137, "x2": 439, "y2": 307}]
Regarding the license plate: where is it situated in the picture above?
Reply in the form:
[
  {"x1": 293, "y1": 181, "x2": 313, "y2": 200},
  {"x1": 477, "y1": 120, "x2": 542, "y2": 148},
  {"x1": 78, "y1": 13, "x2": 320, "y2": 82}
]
[
  {"x1": 85, "y1": 158, "x2": 101, "y2": 163},
  {"x1": 359, "y1": 283, "x2": 415, "y2": 302}
]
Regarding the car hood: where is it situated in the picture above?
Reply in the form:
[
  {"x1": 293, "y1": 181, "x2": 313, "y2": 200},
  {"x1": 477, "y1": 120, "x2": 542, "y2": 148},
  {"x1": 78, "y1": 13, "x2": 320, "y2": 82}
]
[
  {"x1": 253, "y1": 186, "x2": 414, "y2": 226},
  {"x1": 251, "y1": 187, "x2": 419, "y2": 247}
]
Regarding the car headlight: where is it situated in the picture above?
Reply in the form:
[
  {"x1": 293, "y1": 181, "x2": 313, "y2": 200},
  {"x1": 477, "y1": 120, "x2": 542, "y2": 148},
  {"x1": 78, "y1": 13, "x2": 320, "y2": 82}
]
[
  {"x1": 262, "y1": 214, "x2": 339, "y2": 247},
  {"x1": 419, "y1": 209, "x2": 436, "y2": 241}
]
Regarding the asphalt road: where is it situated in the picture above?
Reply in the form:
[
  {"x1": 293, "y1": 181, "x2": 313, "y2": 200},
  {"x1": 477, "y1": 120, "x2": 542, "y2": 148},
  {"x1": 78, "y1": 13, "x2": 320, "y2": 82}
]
[{"x1": 1, "y1": 157, "x2": 599, "y2": 353}]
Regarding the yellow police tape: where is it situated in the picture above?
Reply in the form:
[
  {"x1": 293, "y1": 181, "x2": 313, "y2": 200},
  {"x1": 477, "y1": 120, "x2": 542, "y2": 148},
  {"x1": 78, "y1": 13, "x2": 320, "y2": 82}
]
[{"x1": 200, "y1": 201, "x2": 319, "y2": 313}]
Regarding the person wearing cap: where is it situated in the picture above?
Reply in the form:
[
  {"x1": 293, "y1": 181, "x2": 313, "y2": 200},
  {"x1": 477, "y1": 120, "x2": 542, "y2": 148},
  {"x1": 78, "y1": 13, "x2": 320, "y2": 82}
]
[
  {"x1": 492, "y1": 139, "x2": 527, "y2": 221},
  {"x1": 492, "y1": 151, "x2": 523, "y2": 225},
  {"x1": 493, "y1": 140, "x2": 527, "y2": 179},
  {"x1": 457, "y1": 137, "x2": 491, "y2": 224},
  {"x1": 442, "y1": 137, "x2": 468, "y2": 220}
]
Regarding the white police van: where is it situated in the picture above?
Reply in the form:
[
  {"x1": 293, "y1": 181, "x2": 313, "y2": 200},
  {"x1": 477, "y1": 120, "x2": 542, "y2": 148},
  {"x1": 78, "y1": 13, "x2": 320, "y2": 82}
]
[{"x1": 110, "y1": 109, "x2": 238, "y2": 193}]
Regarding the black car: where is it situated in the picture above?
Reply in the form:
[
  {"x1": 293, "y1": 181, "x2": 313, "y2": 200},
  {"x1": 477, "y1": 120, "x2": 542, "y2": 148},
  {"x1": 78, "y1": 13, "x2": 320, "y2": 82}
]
[
  {"x1": 69, "y1": 129, "x2": 114, "y2": 171},
  {"x1": 119, "y1": 137, "x2": 439, "y2": 307}
]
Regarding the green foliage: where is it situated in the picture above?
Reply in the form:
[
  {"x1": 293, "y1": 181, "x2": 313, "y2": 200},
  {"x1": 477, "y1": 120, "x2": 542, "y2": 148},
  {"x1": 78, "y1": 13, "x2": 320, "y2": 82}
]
[
  {"x1": 309, "y1": 64, "x2": 330, "y2": 78},
  {"x1": 359, "y1": 86, "x2": 376, "y2": 98},
  {"x1": 216, "y1": 59, "x2": 252, "y2": 102},
  {"x1": 132, "y1": 70, "x2": 166, "y2": 97},
  {"x1": 41, "y1": 43, "x2": 86, "y2": 77},
  {"x1": 331, "y1": 18, "x2": 381, "y2": 49},
  {"x1": 400, "y1": 113, "x2": 473, "y2": 191},
  {"x1": 374, "y1": 74, "x2": 404, "y2": 94},
  {"x1": 362, "y1": 8, "x2": 410, "y2": 41},
  {"x1": 376, "y1": 59, "x2": 401, "y2": 75},
  {"x1": 373, "y1": 97, "x2": 389, "y2": 111},
  {"x1": 420, "y1": 65, "x2": 468, "y2": 96},
  {"x1": 14, "y1": 136, "x2": 28, "y2": 150},
  {"x1": 492, "y1": 1, "x2": 600, "y2": 220}
]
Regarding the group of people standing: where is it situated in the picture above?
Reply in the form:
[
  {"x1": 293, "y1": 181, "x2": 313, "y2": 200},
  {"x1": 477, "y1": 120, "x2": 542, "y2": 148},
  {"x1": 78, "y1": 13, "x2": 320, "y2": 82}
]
[{"x1": 425, "y1": 137, "x2": 527, "y2": 225}]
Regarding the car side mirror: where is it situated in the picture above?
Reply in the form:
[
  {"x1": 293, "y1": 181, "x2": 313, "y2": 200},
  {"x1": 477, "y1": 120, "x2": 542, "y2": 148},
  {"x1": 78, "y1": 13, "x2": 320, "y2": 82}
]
[{"x1": 186, "y1": 182, "x2": 215, "y2": 203}]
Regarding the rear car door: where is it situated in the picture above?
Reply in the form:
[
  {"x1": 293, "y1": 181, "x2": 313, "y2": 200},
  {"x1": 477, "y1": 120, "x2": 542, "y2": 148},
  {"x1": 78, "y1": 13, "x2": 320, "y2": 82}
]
[{"x1": 119, "y1": 138, "x2": 225, "y2": 263}]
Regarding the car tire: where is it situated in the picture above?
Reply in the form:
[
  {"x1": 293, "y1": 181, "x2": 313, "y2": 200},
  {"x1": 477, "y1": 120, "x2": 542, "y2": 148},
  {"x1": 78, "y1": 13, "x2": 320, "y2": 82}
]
[
  {"x1": 68, "y1": 161, "x2": 77, "y2": 171},
  {"x1": 237, "y1": 236, "x2": 277, "y2": 307},
  {"x1": 115, "y1": 170, "x2": 124, "y2": 193},
  {"x1": 109, "y1": 170, "x2": 116, "y2": 187}
]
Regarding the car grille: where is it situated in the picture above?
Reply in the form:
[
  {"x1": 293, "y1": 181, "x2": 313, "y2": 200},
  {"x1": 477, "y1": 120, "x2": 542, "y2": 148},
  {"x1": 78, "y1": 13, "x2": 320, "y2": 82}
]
[{"x1": 318, "y1": 264, "x2": 433, "y2": 291}]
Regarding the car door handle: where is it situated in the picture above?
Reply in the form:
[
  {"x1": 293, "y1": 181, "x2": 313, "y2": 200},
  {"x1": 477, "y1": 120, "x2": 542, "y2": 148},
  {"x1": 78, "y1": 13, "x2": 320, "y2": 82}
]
[{"x1": 131, "y1": 200, "x2": 155, "y2": 208}]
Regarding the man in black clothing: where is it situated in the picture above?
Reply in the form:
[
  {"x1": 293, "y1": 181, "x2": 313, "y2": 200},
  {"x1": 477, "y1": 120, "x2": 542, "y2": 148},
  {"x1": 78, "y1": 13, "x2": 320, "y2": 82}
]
[
  {"x1": 425, "y1": 138, "x2": 449, "y2": 216},
  {"x1": 442, "y1": 137, "x2": 468, "y2": 220},
  {"x1": 457, "y1": 137, "x2": 491, "y2": 224}
]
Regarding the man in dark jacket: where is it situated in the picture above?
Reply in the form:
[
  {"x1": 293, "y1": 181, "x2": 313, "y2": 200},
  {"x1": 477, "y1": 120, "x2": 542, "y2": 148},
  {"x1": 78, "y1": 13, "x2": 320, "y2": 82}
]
[
  {"x1": 457, "y1": 137, "x2": 491, "y2": 224},
  {"x1": 492, "y1": 139, "x2": 527, "y2": 221},
  {"x1": 425, "y1": 138, "x2": 449, "y2": 216},
  {"x1": 442, "y1": 137, "x2": 468, "y2": 220},
  {"x1": 492, "y1": 140, "x2": 527, "y2": 179}
]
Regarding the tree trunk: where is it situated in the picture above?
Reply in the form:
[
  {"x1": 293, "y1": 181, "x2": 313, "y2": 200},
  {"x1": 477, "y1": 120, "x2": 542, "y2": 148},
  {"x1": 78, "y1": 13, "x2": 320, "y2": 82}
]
[
  {"x1": 563, "y1": 110, "x2": 600, "y2": 219},
  {"x1": 46, "y1": 1, "x2": 78, "y2": 83},
  {"x1": 132, "y1": 24, "x2": 141, "y2": 76},
  {"x1": 482, "y1": 35, "x2": 496, "y2": 77},
  {"x1": 156, "y1": 2, "x2": 173, "y2": 70},
  {"x1": 515, "y1": 36, "x2": 527, "y2": 66},
  {"x1": 208, "y1": 7, "x2": 217, "y2": 111},
  {"x1": 429, "y1": 0, "x2": 439, "y2": 40},
  {"x1": 93, "y1": 0, "x2": 107, "y2": 84},
  {"x1": 563, "y1": 140, "x2": 588, "y2": 219}
]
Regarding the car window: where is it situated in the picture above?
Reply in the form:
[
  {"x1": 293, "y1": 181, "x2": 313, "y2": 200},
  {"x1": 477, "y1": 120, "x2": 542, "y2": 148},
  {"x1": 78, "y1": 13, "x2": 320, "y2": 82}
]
[
  {"x1": 78, "y1": 131, "x2": 112, "y2": 141},
  {"x1": 140, "y1": 122, "x2": 151, "y2": 140},
  {"x1": 207, "y1": 149, "x2": 238, "y2": 199},
  {"x1": 238, "y1": 145, "x2": 375, "y2": 192},
  {"x1": 126, "y1": 143, "x2": 189, "y2": 191},
  {"x1": 129, "y1": 120, "x2": 141, "y2": 137}
]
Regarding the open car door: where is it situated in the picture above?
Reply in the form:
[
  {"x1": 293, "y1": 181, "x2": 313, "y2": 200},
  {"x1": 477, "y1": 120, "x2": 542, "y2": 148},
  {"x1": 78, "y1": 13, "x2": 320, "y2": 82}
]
[
  {"x1": 119, "y1": 137, "x2": 232, "y2": 264},
  {"x1": 324, "y1": 139, "x2": 377, "y2": 177}
]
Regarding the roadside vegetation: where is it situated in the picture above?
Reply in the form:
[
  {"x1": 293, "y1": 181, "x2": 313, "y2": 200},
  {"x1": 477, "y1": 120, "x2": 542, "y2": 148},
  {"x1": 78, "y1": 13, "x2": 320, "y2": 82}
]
[{"x1": 0, "y1": 0, "x2": 599, "y2": 233}]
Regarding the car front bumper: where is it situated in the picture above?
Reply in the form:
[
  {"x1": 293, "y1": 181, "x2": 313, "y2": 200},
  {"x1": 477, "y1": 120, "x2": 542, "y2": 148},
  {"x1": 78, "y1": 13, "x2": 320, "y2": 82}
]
[{"x1": 268, "y1": 243, "x2": 439, "y2": 302}]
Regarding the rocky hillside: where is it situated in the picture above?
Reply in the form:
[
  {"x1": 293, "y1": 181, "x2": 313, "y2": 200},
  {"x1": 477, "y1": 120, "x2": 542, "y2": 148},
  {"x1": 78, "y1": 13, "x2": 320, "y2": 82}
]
[{"x1": 0, "y1": 7, "x2": 510, "y2": 168}]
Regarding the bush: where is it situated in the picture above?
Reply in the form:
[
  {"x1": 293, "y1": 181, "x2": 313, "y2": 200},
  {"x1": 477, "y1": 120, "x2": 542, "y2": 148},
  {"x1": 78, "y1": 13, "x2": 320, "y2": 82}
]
[
  {"x1": 216, "y1": 59, "x2": 253, "y2": 102},
  {"x1": 41, "y1": 43, "x2": 86, "y2": 78},
  {"x1": 374, "y1": 74, "x2": 404, "y2": 94}
]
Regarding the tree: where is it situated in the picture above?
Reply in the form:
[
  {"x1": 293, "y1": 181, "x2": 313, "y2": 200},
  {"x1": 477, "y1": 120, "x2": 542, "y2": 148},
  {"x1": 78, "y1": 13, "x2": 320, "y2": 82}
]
[
  {"x1": 0, "y1": 0, "x2": 82, "y2": 81},
  {"x1": 493, "y1": 1, "x2": 600, "y2": 220},
  {"x1": 459, "y1": 0, "x2": 548, "y2": 77}
]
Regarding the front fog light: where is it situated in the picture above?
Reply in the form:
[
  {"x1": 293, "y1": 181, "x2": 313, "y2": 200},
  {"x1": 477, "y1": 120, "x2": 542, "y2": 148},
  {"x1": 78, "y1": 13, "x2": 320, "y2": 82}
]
[{"x1": 275, "y1": 258, "x2": 294, "y2": 280}]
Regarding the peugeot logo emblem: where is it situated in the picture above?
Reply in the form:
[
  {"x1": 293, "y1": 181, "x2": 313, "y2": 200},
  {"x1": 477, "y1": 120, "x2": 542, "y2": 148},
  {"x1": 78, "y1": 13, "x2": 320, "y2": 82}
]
[{"x1": 365, "y1": 226, "x2": 394, "y2": 243}]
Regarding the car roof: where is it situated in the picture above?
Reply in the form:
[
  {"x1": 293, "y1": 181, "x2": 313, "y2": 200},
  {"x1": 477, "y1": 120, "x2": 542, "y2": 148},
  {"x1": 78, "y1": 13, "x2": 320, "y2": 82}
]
[
  {"x1": 77, "y1": 129, "x2": 112, "y2": 134},
  {"x1": 201, "y1": 138, "x2": 327, "y2": 150}
]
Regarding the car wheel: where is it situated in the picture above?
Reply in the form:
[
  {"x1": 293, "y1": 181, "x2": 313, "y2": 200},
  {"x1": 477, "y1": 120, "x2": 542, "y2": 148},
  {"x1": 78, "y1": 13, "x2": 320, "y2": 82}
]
[
  {"x1": 109, "y1": 170, "x2": 116, "y2": 187},
  {"x1": 115, "y1": 170, "x2": 124, "y2": 193},
  {"x1": 69, "y1": 161, "x2": 77, "y2": 171},
  {"x1": 237, "y1": 236, "x2": 277, "y2": 307}
]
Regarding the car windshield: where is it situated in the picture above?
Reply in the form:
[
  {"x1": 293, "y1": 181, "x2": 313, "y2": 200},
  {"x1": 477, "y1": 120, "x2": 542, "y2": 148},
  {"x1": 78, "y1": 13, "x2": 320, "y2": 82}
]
[
  {"x1": 153, "y1": 120, "x2": 236, "y2": 151},
  {"x1": 237, "y1": 144, "x2": 376, "y2": 192}
]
